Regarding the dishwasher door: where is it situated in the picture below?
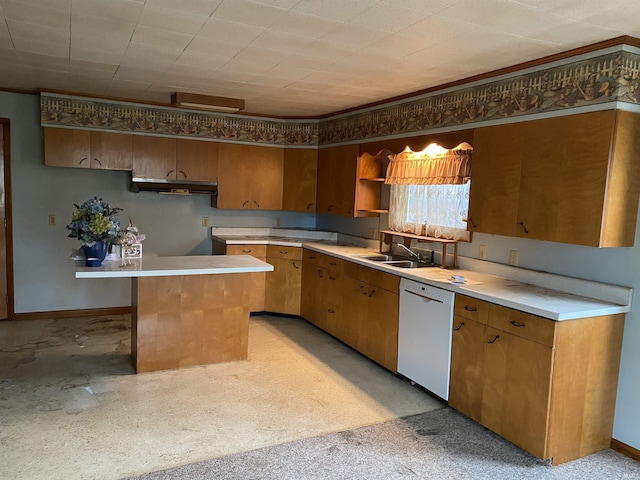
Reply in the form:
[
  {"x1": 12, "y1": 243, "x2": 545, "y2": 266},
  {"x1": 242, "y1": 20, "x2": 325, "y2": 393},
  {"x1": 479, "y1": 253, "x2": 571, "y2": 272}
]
[{"x1": 398, "y1": 278, "x2": 455, "y2": 401}]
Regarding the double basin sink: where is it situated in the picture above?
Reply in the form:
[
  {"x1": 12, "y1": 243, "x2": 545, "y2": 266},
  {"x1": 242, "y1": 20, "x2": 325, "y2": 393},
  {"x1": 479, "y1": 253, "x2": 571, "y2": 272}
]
[{"x1": 358, "y1": 254, "x2": 438, "y2": 269}]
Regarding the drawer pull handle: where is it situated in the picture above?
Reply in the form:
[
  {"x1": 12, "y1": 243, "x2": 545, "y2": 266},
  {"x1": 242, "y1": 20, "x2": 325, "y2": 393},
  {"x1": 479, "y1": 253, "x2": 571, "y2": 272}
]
[
  {"x1": 464, "y1": 306, "x2": 477, "y2": 312},
  {"x1": 368, "y1": 289, "x2": 375, "y2": 297},
  {"x1": 179, "y1": 170, "x2": 187, "y2": 179},
  {"x1": 93, "y1": 158, "x2": 102, "y2": 166},
  {"x1": 454, "y1": 322, "x2": 465, "y2": 331},
  {"x1": 309, "y1": 255, "x2": 316, "y2": 259},
  {"x1": 360, "y1": 285, "x2": 368, "y2": 296},
  {"x1": 519, "y1": 222, "x2": 529, "y2": 234},
  {"x1": 166, "y1": 169, "x2": 174, "y2": 177},
  {"x1": 488, "y1": 335, "x2": 500, "y2": 344},
  {"x1": 79, "y1": 157, "x2": 88, "y2": 165},
  {"x1": 329, "y1": 276, "x2": 336, "y2": 281},
  {"x1": 328, "y1": 309, "x2": 335, "y2": 314},
  {"x1": 307, "y1": 202, "x2": 314, "y2": 210},
  {"x1": 465, "y1": 217, "x2": 478, "y2": 228},
  {"x1": 510, "y1": 321, "x2": 525, "y2": 327},
  {"x1": 329, "y1": 262, "x2": 337, "y2": 266},
  {"x1": 253, "y1": 201, "x2": 260, "y2": 208},
  {"x1": 280, "y1": 250, "x2": 288, "y2": 255},
  {"x1": 242, "y1": 250, "x2": 251, "y2": 253},
  {"x1": 242, "y1": 200, "x2": 249, "y2": 207},
  {"x1": 292, "y1": 261, "x2": 300, "y2": 269},
  {"x1": 317, "y1": 269, "x2": 323, "y2": 278}
]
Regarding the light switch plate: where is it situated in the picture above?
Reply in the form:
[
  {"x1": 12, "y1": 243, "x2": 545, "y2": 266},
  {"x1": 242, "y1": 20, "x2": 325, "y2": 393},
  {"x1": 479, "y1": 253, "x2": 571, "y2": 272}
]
[
  {"x1": 201, "y1": 216, "x2": 209, "y2": 227},
  {"x1": 48, "y1": 214, "x2": 56, "y2": 226}
]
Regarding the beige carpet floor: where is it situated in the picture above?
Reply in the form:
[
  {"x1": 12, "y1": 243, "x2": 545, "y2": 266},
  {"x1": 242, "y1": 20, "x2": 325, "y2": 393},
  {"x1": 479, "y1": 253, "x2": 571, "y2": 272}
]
[{"x1": 0, "y1": 314, "x2": 444, "y2": 480}]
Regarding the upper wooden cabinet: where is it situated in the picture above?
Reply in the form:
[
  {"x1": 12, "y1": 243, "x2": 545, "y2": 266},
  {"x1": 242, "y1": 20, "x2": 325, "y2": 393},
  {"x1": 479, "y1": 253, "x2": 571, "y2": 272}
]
[
  {"x1": 468, "y1": 110, "x2": 640, "y2": 247},
  {"x1": 132, "y1": 136, "x2": 218, "y2": 182},
  {"x1": 282, "y1": 148, "x2": 318, "y2": 212},
  {"x1": 217, "y1": 143, "x2": 284, "y2": 210},
  {"x1": 44, "y1": 127, "x2": 132, "y2": 171},
  {"x1": 317, "y1": 144, "x2": 387, "y2": 217}
]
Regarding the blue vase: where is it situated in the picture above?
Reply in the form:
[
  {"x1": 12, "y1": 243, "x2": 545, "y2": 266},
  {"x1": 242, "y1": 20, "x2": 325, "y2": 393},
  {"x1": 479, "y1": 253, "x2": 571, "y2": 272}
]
[{"x1": 82, "y1": 241, "x2": 108, "y2": 267}]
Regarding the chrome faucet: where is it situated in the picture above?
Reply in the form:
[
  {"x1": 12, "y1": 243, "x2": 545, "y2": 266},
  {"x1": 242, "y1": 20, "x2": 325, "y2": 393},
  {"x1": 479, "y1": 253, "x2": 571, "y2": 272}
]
[{"x1": 394, "y1": 242, "x2": 421, "y2": 260}]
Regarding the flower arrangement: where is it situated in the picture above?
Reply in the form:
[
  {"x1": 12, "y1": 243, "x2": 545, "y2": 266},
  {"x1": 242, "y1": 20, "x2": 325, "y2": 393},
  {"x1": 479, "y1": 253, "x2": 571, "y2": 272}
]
[{"x1": 66, "y1": 197, "x2": 122, "y2": 246}]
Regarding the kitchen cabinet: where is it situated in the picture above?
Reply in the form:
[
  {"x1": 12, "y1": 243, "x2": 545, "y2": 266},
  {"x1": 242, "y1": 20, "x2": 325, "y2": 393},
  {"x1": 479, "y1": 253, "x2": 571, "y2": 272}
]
[
  {"x1": 217, "y1": 143, "x2": 283, "y2": 210},
  {"x1": 265, "y1": 246, "x2": 302, "y2": 315},
  {"x1": 317, "y1": 145, "x2": 388, "y2": 217},
  {"x1": 341, "y1": 261, "x2": 400, "y2": 372},
  {"x1": 468, "y1": 110, "x2": 640, "y2": 247},
  {"x1": 44, "y1": 127, "x2": 132, "y2": 170},
  {"x1": 132, "y1": 136, "x2": 218, "y2": 182},
  {"x1": 301, "y1": 250, "x2": 344, "y2": 332},
  {"x1": 283, "y1": 148, "x2": 318, "y2": 212},
  {"x1": 225, "y1": 244, "x2": 266, "y2": 312},
  {"x1": 449, "y1": 294, "x2": 624, "y2": 465}
]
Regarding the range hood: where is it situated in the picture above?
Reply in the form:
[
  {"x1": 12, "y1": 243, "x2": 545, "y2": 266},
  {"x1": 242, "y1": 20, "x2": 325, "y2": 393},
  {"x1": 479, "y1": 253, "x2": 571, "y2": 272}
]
[{"x1": 130, "y1": 177, "x2": 218, "y2": 198}]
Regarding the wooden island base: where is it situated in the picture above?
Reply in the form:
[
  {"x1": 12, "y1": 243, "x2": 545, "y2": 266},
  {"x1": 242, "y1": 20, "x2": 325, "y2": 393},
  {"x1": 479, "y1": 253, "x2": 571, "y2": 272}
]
[{"x1": 132, "y1": 273, "x2": 250, "y2": 373}]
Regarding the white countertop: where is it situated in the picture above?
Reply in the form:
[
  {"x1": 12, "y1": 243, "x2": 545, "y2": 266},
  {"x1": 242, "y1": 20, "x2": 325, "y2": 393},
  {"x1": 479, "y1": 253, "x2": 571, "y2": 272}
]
[
  {"x1": 75, "y1": 254, "x2": 273, "y2": 279},
  {"x1": 211, "y1": 229, "x2": 632, "y2": 321}
]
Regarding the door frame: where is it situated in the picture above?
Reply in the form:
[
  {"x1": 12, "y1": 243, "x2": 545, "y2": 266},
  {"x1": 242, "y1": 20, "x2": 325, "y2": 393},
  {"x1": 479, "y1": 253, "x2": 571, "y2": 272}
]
[{"x1": 0, "y1": 119, "x2": 14, "y2": 319}]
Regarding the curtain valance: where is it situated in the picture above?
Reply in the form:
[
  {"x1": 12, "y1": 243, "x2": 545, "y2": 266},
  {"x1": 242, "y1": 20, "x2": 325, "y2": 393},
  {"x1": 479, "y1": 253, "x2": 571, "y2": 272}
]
[{"x1": 385, "y1": 143, "x2": 473, "y2": 185}]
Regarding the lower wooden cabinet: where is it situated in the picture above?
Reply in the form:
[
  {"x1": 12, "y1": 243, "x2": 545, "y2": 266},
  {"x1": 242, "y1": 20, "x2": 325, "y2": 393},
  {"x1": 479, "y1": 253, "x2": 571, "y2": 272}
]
[
  {"x1": 265, "y1": 246, "x2": 302, "y2": 315},
  {"x1": 301, "y1": 249, "x2": 400, "y2": 372},
  {"x1": 449, "y1": 294, "x2": 624, "y2": 465},
  {"x1": 225, "y1": 244, "x2": 267, "y2": 312}
]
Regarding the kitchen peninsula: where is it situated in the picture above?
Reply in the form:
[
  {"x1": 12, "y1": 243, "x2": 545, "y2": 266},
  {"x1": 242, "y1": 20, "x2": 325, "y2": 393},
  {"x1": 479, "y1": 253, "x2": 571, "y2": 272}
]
[{"x1": 76, "y1": 255, "x2": 273, "y2": 373}]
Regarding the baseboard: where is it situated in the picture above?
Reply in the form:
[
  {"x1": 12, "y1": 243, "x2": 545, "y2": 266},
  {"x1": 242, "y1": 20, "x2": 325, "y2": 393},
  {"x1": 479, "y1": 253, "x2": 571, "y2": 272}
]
[
  {"x1": 611, "y1": 438, "x2": 640, "y2": 461},
  {"x1": 11, "y1": 306, "x2": 131, "y2": 321}
]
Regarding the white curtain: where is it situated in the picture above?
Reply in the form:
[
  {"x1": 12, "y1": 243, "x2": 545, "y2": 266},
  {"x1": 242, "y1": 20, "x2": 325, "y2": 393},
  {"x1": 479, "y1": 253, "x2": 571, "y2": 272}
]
[{"x1": 388, "y1": 182, "x2": 471, "y2": 241}]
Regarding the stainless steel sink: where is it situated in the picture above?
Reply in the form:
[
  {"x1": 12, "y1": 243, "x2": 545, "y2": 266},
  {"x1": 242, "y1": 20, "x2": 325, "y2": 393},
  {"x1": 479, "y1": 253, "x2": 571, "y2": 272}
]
[
  {"x1": 358, "y1": 254, "x2": 408, "y2": 262},
  {"x1": 385, "y1": 260, "x2": 438, "y2": 269}
]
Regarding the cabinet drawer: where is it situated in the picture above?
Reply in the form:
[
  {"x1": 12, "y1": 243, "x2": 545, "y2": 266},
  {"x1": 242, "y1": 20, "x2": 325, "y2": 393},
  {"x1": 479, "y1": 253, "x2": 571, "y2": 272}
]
[
  {"x1": 266, "y1": 245, "x2": 302, "y2": 260},
  {"x1": 227, "y1": 244, "x2": 267, "y2": 258},
  {"x1": 454, "y1": 295, "x2": 489, "y2": 324},
  {"x1": 488, "y1": 304, "x2": 556, "y2": 347},
  {"x1": 343, "y1": 261, "x2": 399, "y2": 293},
  {"x1": 303, "y1": 249, "x2": 343, "y2": 272}
]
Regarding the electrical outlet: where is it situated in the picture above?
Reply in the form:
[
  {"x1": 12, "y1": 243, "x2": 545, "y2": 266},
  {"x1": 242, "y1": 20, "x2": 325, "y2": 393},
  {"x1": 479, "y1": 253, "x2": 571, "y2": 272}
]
[
  {"x1": 368, "y1": 227, "x2": 376, "y2": 239},
  {"x1": 478, "y1": 245, "x2": 487, "y2": 260},
  {"x1": 509, "y1": 249, "x2": 518, "y2": 266},
  {"x1": 48, "y1": 214, "x2": 56, "y2": 226},
  {"x1": 201, "y1": 216, "x2": 209, "y2": 227}
]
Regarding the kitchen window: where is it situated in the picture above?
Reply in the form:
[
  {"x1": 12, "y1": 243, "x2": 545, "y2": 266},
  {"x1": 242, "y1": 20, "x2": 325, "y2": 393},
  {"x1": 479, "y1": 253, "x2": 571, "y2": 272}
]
[{"x1": 385, "y1": 143, "x2": 472, "y2": 241}]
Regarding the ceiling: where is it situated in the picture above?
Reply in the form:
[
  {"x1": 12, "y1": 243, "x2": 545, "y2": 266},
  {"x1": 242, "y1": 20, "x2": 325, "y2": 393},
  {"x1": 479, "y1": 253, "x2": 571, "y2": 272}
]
[{"x1": 1, "y1": 0, "x2": 639, "y2": 117}]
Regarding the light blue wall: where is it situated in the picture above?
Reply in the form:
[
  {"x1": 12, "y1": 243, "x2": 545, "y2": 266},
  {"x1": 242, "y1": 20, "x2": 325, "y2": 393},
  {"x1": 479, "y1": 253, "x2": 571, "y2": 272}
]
[{"x1": 0, "y1": 92, "x2": 314, "y2": 313}]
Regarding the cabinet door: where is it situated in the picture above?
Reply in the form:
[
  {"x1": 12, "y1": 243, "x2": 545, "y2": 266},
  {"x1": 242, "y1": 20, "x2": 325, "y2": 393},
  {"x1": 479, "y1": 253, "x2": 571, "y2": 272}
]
[
  {"x1": 265, "y1": 255, "x2": 302, "y2": 315},
  {"x1": 449, "y1": 316, "x2": 486, "y2": 423},
  {"x1": 283, "y1": 148, "x2": 318, "y2": 212},
  {"x1": 176, "y1": 139, "x2": 218, "y2": 182},
  {"x1": 44, "y1": 128, "x2": 91, "y2": 168},
  {"x1": 481, "y1": 327, "x2": 554, "y2": 459},
  {"x1": 217, "y1": 143, "x2": 284, "y2": 210},
  {"x1": 467, "y1": 123, "x2": 523, "y2": 236},
  {"x1": 317, "y1": 144, "x2": 358, "y2": 216},
  {"x1": 360, "y1": 284, "x2": 399, "y2": 372},
  {"x1": 340, "y1": 276, "x2": 367, "y2": 349},
  {"x1": 90, "y1": 131, "x2": 132, "y2": 170},
  {"x1": 226, "y1": 244, "x2": 266, "y2": 312},
  {"x1": 517, "y1": 111, "x2": 614, "y2": 245},
  {"x1": 132, "y1": 136, "x2": 177, "y2": 179},
  {"x1": 301, "y1": 261, "x2": 321, "y2": 325}
]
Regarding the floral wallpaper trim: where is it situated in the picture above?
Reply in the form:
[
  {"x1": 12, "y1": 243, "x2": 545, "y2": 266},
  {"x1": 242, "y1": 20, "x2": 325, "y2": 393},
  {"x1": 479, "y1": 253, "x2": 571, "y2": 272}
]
[
  {"x1": 40, "y1": 47, "x2": 640, "y2": 147},
  {"x1": 40, "y1": 94, "x2": 319, "y2": 146},
  {"x1": 319, "y1": 48, "x2": 640, "y2": 145}
]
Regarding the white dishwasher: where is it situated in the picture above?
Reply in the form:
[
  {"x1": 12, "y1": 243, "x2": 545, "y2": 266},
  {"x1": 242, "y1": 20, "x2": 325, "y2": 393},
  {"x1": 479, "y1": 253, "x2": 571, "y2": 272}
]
[{"x1": 398, "y1": 277, "x2": 455, "y2": 401}]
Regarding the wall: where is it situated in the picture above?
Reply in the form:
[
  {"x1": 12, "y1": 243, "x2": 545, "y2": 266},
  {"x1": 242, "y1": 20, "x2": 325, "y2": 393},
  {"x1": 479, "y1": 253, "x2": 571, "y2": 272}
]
[{"x1": 0, "y1": 92, "x2": 314, "y2": 314}]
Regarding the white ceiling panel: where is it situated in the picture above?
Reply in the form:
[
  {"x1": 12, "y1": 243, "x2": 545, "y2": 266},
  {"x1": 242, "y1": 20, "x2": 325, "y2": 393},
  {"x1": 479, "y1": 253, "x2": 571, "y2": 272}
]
[{"x1": 1, "y1": 0, "x2": 639, "y2": 115}]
